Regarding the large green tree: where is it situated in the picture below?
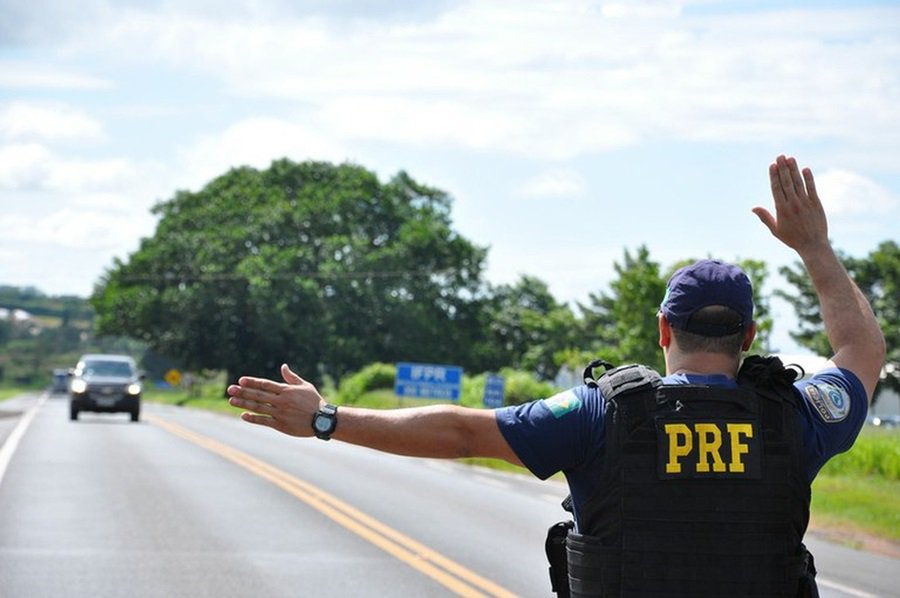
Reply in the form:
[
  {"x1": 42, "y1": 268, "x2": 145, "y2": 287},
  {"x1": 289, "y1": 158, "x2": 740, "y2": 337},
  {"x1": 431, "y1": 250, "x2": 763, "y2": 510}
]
[
  {"x1": 475, "y1": 275, "x2": 580, "y2": 380},
  {"x1": 92, "y1": 159, "x2": 488, "y2": 387},
  {"x1": 778, "y1": 241, "x2": 900, "y2": 401},
  {"x1": 578, "y1": 246, "x2": 668, "y2": 372},
  {"x1": 578, "y1": 248, "x2": 774, "y2": 374}
]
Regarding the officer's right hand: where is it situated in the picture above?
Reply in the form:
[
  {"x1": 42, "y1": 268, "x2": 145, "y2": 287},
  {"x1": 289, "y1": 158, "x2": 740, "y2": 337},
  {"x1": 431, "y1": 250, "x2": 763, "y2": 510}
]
[{"x1": 227, "y1": 364, "x2": 325, "y2": 437}]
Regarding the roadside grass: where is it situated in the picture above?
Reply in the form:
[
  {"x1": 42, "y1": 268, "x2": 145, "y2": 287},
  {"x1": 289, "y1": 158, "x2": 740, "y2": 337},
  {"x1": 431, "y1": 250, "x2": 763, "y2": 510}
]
[
  {"x1": 810, "y1": 427, "x2": 900, "y2": 544},
  {"x1": 143, "y1": 377, "x2": 237, "y2": 416},
  {"x1": 811, "y1": 474, "x2": 900, "y2": 543},
  {"x1": 0, "y1": 386, "x2": 38, "y2": 402}
]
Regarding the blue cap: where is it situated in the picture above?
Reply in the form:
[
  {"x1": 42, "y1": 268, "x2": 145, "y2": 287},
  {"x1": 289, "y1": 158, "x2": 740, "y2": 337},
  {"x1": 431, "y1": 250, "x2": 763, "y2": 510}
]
[{"x1": 660, "y1": 259, "x2": 753, "y2": 337}]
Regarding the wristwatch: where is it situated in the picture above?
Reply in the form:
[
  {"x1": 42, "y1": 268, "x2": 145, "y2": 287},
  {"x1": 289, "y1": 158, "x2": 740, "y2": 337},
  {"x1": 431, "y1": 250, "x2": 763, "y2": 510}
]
[{"x1": 312, "y1": 403, "x2": 338, "y2": 440}]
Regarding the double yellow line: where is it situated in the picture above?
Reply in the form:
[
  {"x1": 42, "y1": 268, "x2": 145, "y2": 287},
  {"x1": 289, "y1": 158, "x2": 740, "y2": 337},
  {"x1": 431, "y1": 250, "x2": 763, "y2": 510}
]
[{"x1": 147, "y1": 414, "x2": 517, "y2": 598}]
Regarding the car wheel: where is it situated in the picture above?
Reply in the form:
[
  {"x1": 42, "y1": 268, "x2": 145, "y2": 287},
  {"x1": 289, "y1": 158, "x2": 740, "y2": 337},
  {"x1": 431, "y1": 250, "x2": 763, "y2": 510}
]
[
  {"x1": 70, "y1": 408, "x2": 78, "y2": 421},
  {"x1": 131, "y1": 410, "x2": 140, "y2": 422}
]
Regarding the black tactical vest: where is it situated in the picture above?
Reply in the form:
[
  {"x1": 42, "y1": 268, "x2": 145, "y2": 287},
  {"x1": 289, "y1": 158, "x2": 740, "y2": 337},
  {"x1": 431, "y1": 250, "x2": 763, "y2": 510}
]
[{"x1": 567, "y1": 356, "x2": 811, "y2": 598}]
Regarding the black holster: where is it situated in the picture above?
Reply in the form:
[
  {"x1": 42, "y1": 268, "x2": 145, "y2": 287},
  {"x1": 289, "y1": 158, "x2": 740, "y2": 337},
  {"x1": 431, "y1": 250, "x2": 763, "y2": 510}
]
[
  {"x1": 545, "y1": 520, "x2": 573, "y2": 597},
  {"x1": 797, "y1": 545, "x2": 819, "y2": 598}
]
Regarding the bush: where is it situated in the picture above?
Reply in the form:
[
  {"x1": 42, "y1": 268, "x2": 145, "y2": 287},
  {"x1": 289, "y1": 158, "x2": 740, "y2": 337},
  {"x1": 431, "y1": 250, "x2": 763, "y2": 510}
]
[
  {"x1": 336, "y1": 363, "x2": 559, "y2": 409},
  {"x1": 459, "y1": 369, "x2": 559, "y2": 408},
  {"x1": 500, "y1": 368, "x2": 559, "y2": 405},
  {"x1": 337, "y1": 362, "x2": 397, "y2": 405},
  {"x1": 818, "y1": 427, "x2": 900, "y2": 481}
]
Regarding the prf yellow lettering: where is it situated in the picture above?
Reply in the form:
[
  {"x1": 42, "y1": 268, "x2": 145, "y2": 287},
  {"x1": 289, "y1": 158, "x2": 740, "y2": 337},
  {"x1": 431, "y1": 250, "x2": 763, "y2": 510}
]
[
  {"x1": 727, "y1": 423, "x2": 753, "y2": 473},
  {"x1": 695, "y1": 423, "x2": 726, "y2": 473},
  {"x1": 664, "y1": 423, "x2": 692, "y2": 473},
  {"x1": 664, "y1": 422, "x2": 755, "y2": 474}
]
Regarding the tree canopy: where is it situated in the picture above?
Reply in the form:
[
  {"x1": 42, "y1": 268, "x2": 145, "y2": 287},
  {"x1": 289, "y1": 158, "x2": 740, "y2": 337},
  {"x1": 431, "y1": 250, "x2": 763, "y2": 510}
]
[
  {"x1": 92, "y1": 160, "x2": 488, "y2": 386},
  {"x1": 778, "y1": 240, "x2": 900, "y2": 401},
  {"x1": 577, "y1": 248, "x2": 774, "y2": 374}
]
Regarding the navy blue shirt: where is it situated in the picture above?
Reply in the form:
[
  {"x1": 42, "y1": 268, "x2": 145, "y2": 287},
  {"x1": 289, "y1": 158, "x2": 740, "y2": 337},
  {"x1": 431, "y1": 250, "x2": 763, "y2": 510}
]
[{"x1": 496, "y1": 367, "x2": 867, "y2": 528}]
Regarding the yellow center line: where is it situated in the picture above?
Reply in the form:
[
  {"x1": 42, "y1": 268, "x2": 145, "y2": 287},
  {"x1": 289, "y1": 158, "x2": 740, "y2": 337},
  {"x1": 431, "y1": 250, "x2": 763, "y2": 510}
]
[{"x1": 146, "y1": 413, "x2": 518, "y2": 598}]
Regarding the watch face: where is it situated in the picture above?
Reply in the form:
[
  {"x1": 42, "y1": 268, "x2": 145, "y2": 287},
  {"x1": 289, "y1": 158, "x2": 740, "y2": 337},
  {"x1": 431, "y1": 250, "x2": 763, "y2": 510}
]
[
  {"x1": 314, "y1": 415, "x2": 331, "y2": 433},
  {"x1": 312, "y1": 404, "x2": 337, "y2": 439}
]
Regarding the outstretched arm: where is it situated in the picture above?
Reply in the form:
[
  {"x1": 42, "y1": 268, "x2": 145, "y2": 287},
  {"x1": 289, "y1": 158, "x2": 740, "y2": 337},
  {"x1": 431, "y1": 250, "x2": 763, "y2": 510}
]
[
  {"x1": 752, "y1": 155, "x2": 886, "y2": 401},
  {"x1": 227, "y1": 364, "x2": 523, "y2": 464}
]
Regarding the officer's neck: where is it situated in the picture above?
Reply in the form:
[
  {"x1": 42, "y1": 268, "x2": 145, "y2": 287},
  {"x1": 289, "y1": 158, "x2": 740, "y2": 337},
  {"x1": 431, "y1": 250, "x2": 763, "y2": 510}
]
[{"x1": 665, "y1": 351, "x2": 740, "y2": 379}]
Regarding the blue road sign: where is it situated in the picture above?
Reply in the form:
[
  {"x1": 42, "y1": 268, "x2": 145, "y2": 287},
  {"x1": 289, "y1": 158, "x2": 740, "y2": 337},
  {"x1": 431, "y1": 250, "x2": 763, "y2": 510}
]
[
  {"x1": 394, "y1": 362, "x2": 462, "y2": 401},
  {"x1": 483, "y1": 374, "x2": 505, "y2": 408}
]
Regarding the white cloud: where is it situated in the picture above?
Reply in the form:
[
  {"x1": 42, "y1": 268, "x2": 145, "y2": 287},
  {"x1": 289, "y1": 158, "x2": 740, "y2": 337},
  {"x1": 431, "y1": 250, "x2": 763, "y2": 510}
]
[
  {"x1": 0, "y1": 202, "x2": 153, "y2": 250},
  {"x1": 319, "y1": 96, "x2": 523, "y2": 151},
  {"x1": 0, "y1": 60, "x2": 112, "y2": 90},
  {"x1": 0, "y1": 143, "x2": 54, "y2": 189},
  {"x1": 601, "y1": 1, "x2": 684, "y2": 19},
  {"x1": 178, "y1": 117, "x2": 347, "y2": 190},
  {"x1": 815, "y1": 169, "x2": 898, "y2": 216},
  {"x1": 0, "y1": 101, "x2": 104, "y2": 142},
  {"x1": 0, "y1": 143, "x2": 138, "y2": 192},
  {"x1": 61, "y1": 1, "x2": 894, "y2": 160},
  {"x1": 516, "y1": 168, "x2": 587, "y2": 199}
]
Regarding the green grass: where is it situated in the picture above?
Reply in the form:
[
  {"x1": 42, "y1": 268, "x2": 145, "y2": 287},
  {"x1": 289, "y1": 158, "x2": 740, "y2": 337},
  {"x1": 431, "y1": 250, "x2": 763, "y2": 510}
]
[
  {"x1": 811, "y1": 473, "x2": 900, "y2": 542},
  {"x1": 816, "y1": 427, "x2": 900, "y2": 480},
  {"x1": 810, "y1": 427, "x2": 900, "y2": 544},
  {"x1": 0, "y1": 386, "x2": 34, "y2": 401},
  {"x1": 143, "y1": 375, "x2": 238, "y2": 417}
]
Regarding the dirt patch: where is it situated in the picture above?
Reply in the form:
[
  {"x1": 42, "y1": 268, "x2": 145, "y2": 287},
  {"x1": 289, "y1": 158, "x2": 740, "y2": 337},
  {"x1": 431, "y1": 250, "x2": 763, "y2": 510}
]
[{"x1": 807, "y1": 522, "x2": 900, "y2": 559}]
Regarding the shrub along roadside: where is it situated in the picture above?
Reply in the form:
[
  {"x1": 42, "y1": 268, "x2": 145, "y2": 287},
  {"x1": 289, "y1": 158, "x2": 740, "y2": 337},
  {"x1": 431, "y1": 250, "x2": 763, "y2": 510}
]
[
  {"x1": 816, "y1": 427, "x2": 900, "y2": 481},
  {"x1": 336, "y1": 363, "x2": 557, "y2": 408}
]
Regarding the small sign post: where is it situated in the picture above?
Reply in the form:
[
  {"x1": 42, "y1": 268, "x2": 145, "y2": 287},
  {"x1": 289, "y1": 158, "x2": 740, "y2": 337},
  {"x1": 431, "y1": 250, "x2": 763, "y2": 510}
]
[
  {"x1": 164, "y1": 369, "x2": 182, "y2": 387},
  {"x1": 483, "y1": 374, "x2": 505, "y2": 408},
  {"x1": 394, "y1": 362, "x2": 463, "y2": 401}
]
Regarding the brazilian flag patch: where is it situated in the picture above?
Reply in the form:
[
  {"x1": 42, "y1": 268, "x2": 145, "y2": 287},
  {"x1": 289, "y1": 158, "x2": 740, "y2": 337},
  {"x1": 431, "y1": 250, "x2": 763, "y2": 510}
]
[{"x1": 543, "y1": 390, "x2": 582, "y2": 419}]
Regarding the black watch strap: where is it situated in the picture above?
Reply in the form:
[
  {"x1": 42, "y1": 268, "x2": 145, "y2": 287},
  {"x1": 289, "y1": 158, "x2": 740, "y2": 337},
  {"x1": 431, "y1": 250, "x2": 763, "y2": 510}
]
[{"x1": 312, "y1": 403, "x2": 338, "y2": 440}]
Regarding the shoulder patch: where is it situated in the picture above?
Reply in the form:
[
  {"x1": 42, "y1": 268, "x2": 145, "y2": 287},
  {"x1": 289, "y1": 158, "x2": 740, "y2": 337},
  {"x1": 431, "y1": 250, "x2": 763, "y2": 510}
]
[
  {"x1": 803, "y1": 383, "x2": 851, "y2": 423},
  {"x1": 543, "y1": 390, "x2": 582, "y2": 419}
]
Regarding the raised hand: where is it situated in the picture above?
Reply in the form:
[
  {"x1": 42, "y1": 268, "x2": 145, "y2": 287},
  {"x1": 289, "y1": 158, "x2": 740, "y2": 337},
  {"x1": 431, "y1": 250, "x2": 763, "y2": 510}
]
[{"x1": 752, "y1": 154, "x2": 829, "y2": 253}]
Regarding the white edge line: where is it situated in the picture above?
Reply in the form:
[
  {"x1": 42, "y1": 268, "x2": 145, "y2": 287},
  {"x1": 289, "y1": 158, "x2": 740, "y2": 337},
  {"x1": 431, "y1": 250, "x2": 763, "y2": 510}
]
[
  {"x1": 817, "y1": 577, "x2": 878, "y2": 598},
  {"x1": 0, "y1": 394, "x2": 47, "y2": 487}
]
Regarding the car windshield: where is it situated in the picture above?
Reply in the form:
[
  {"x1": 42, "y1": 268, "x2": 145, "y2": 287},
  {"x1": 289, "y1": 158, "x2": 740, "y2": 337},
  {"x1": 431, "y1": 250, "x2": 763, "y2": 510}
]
[{"x1": 83, "y1": 361, "x2": 134, "y2": 377}]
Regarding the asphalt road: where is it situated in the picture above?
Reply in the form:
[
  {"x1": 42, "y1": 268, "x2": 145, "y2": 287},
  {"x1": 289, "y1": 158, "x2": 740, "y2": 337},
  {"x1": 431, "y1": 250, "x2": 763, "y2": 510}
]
[{"x1": 1, "y1": 392, "x2": 897, "y2": 597}]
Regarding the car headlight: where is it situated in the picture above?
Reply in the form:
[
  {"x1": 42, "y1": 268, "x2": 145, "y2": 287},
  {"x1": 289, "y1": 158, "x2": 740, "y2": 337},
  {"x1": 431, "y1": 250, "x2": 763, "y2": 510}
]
[
  {"x1": 71, "y1": 379, "x2": 88, "y2": 394},
  {"x1": 127, "y1": 383, "x2": 142, "y2": 395}
]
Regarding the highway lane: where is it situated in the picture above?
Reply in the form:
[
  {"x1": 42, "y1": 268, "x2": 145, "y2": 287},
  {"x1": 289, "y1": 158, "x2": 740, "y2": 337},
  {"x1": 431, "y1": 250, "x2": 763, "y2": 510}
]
[
  {"x1": 0, "y1": 395, "x2": 565, "y2": 597},
  {"x1": 1, "y1": 393, "x2": 897, "y2": 597}
]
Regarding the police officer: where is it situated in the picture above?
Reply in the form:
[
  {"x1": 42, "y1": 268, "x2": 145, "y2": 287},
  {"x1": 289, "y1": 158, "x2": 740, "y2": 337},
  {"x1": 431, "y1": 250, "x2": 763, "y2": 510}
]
[{"x1": 227, "y1": 155, "x2": 885, "y2": 596}]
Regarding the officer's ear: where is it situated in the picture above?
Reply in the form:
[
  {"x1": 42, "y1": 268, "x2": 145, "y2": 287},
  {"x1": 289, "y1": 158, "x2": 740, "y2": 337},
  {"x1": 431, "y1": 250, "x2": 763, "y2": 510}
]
[
  {"x1": 741, "y1": 322, "x2": 757, "y2": 351},
  {"x1": 658, "y1": 313, "x2": 673, "y2": 348}
]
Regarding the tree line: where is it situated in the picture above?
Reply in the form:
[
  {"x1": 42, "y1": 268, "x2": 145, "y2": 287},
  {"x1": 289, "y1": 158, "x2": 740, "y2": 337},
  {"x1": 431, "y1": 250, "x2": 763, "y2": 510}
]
[{"x1": 3, "y1": 159, "x2": 897, "y2": 402}]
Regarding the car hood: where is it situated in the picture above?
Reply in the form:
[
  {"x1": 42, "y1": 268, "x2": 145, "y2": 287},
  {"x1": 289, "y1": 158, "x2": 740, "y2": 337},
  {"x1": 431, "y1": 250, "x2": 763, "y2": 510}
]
[{"x1": 80, "y1": 375, "x2": 139, "y2": 385}]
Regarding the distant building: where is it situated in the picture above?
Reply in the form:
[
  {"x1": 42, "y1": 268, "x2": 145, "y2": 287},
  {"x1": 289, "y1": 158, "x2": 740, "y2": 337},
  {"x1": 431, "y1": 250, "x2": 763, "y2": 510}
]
[{"x1": 0, "y1": 307, "x2": 34, "y2": 322}]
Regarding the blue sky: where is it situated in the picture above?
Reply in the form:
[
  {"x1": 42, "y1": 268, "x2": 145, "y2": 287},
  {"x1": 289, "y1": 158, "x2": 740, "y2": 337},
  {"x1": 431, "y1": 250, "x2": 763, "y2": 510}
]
[{"x1": 1, "y1": 0, "x2": 898, "y2": 354}]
